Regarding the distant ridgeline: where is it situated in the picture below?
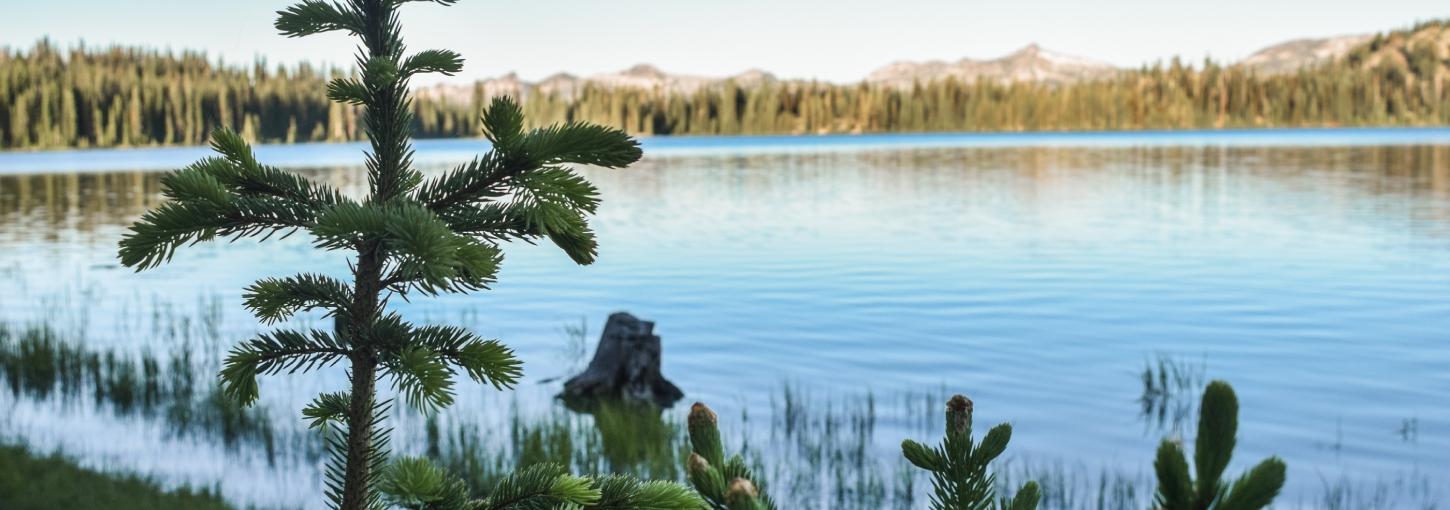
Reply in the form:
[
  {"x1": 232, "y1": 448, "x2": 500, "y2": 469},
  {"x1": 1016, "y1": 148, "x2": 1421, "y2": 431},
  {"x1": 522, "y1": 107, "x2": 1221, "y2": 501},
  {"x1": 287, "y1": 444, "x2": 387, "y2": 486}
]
[{"x1": 1, "y1": 20, "x2": 1448, "y2": 150}]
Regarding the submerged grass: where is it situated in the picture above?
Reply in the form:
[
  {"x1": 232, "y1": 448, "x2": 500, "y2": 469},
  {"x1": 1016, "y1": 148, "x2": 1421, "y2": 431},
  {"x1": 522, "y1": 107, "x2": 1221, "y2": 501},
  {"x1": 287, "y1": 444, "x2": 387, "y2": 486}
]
[
  {"x1": 424, "y1": 401, "x2": 688, "y2": 498},
  {"x1": 1312, "y1": 471, "x2": 1444, "y2": 510},
  {"x1": 1138, "y1": 354, "x2": 1206, "y2": 436},
  {"x1": 0, "y1": 321, "x2": 315, "y2": 465},
  {"x1": 998, "y1": 459, "x2": 1148, "y2": 510}
]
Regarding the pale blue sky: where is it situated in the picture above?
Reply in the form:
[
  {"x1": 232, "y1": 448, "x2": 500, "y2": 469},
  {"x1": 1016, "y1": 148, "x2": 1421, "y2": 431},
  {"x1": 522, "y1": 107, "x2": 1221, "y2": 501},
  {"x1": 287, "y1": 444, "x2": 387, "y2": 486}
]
[{"x1": 3, "y1": 1, "x2": 1447, "y2": 83}]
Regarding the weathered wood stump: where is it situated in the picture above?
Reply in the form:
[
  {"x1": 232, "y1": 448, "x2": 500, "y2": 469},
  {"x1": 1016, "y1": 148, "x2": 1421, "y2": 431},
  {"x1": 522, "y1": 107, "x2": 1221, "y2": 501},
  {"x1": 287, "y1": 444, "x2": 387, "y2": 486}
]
[{"x1": 560, "y1": 312, "x2": 684, "y2": 408}]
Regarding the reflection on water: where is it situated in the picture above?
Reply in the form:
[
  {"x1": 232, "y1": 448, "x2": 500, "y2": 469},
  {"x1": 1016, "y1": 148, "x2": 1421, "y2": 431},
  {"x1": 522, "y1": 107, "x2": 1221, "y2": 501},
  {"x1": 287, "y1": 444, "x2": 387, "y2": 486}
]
[
  {"x1": 6, "y1": 144, "x2": 1450, "y2": 236},
  {"x1": 1137, "y1": 355, "x2": 1206, "y2": 437},
  {"x1": 0, "y1": 321, "x2": 312, "y2": 466},
  {"x1": 1, "y1": 134, "x2": 1449, "y2": 509}
]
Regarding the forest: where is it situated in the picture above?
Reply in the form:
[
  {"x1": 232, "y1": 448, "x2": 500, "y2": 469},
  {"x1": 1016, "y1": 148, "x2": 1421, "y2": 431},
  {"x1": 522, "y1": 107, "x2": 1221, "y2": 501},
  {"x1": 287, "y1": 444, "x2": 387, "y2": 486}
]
[{"x1": 1, "y1": 21, "x2": 1446, "y2": 150}]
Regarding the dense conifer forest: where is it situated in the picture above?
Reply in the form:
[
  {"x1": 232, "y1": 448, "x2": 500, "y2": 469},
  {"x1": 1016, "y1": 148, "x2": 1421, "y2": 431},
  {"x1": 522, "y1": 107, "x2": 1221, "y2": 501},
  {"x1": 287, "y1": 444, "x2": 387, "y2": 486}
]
[{"x1": 1, "y1": 21, "x2": 1446, "y2": 150}]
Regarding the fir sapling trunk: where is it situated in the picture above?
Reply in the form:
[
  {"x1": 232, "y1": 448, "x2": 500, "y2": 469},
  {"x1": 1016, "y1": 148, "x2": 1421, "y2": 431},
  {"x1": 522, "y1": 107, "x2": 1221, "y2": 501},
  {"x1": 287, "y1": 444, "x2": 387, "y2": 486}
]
[
  {"x1": 342, "y1": 349, "x2": 378, "y2": 509},
  {"x1": 337, "y1": 1, "x2": 409, "y2": 484},
  {"x1": 340, "y1": 0, "x2": 404, "y2": 495}
]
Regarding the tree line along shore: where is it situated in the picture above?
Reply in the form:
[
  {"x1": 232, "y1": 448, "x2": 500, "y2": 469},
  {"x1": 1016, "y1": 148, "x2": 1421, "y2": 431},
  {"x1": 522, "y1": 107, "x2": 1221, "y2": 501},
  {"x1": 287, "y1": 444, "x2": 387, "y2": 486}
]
[{"x1": 1, "y1": 21, "x2": 1447, "y2": 151}]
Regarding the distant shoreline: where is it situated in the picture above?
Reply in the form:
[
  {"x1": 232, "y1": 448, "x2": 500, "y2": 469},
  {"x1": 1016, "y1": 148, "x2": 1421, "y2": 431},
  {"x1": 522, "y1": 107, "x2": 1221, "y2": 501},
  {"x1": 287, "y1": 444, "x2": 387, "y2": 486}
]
[
  {"x1": 4, "y1": 125, "x2": 1450, "y2": 175},
  {"x1": 5, "y1": 21, "x2": 1448, "y2": 152},
  {"x1": 5, "y1": 121, "x2": 1450, "y2": 156}
]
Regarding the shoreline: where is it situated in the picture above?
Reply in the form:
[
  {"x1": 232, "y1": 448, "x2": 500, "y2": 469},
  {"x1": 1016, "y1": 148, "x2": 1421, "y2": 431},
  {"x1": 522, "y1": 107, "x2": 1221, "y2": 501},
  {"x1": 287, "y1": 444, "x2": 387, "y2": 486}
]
[{"x1": 3, "y1": 125, "x2": 1450, "y2": 175}]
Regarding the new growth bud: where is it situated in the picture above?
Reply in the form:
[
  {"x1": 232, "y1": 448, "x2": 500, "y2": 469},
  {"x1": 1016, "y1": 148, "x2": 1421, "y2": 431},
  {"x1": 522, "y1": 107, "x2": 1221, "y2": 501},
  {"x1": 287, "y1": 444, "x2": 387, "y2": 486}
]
[
  {"x1": 685, "y1": 402, "x2": 773, "y2": 509},
  {"x1": 685, "y1": 451, "x2": 725, "y2": 500},
  {"x1": 725, "y1": 478, "x2": 760, "y2": 508},
  {"x1": 946, "y1": 394, "x2": 974, "y2": 435},
  {"x1": 688, "y1": 402, "x2": 725, "y2": 466},
  {"x1": 689, "y1": 402, "x2": 718, "y2": 426},
  {"x1": 687, "y1": 452, "x2": 712, "y2": 475}
]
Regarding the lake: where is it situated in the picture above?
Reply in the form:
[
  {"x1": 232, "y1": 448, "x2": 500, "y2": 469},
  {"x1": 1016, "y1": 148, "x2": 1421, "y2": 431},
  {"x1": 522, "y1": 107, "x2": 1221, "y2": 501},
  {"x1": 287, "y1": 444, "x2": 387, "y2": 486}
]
[{"x1": 2, "y1": 128, "x2": 1448, "y2": 509}]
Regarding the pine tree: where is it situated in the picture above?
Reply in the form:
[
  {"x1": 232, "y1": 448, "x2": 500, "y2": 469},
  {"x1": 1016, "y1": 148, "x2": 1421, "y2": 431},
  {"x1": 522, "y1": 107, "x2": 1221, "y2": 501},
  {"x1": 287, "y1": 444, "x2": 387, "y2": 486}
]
[
  {"x1": 116, "y1": 1, "x2": 702, "y2": 509},
  {"x1": 901, "y1": 395, "x2": 1040, "y2": 510},
  {"x1": 682, "y1": 403, "x2": 777, "y2": 510},
  {"x1": 1152, "y1": 381, "x2": 1286, "y2": 510}
]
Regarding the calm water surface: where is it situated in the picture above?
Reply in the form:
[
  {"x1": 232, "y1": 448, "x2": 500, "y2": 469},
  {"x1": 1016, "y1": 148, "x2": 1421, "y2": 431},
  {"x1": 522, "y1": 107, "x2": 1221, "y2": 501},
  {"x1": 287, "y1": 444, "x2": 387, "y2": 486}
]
[{"x1": 1, "y1": 128, "x2": 1448, "y2": 508}]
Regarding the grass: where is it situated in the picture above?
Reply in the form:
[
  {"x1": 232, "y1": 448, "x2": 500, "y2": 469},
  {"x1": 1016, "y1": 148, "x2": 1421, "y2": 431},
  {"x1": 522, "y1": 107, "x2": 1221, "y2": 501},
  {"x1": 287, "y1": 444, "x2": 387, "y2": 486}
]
[
  {"x1": 424, "y1": 400, "x2": 688, "y2": 498},
  {"x1": 0, "y1": 443, "x2": 231, "y2": 510},
  {"x1": 997, "y1": 459, "x2": 1147, "y2": 510}
]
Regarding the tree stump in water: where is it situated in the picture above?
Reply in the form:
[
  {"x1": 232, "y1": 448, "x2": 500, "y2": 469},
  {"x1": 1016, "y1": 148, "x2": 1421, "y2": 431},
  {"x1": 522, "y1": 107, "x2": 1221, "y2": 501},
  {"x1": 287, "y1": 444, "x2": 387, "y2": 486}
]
[{"x1": 560, "y1": 312, "x2": 684, "y2": 408}]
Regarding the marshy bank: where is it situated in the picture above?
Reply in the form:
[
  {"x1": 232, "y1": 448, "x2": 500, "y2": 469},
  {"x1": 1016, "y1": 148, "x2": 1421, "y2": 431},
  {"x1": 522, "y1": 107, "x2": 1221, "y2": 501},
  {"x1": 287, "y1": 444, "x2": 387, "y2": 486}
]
[
  {"x1": 0, "y1": 316, "x2": 1439, "y2": 510},
  {"x1": 0, "y1": 444, "x2": 229, "y2": 510}
]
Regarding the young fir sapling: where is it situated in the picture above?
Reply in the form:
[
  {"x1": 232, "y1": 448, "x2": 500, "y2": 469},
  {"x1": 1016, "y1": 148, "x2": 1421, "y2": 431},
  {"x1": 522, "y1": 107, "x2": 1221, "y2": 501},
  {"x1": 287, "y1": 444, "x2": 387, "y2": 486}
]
[{"x1": 118, "y1": 1, "x2": 701, "y2": 508}]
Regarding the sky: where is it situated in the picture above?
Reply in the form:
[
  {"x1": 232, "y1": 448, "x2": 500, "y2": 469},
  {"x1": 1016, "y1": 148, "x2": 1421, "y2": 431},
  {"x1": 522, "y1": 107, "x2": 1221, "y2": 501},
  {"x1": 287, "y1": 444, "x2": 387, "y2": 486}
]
[{"x1": 3, "y1": 0, "x2": 1448, "y2": 84}]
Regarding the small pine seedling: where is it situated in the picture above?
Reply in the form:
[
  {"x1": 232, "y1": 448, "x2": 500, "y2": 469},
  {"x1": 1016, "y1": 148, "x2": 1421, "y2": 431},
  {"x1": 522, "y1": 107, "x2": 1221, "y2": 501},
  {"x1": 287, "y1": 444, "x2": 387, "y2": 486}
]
[
  {"x1": 900, "y1": 395, "x2": 1041, "y2": 510},
  {"x1": 1153, "y1": 381, "x2": 1287, "y2": 510}
]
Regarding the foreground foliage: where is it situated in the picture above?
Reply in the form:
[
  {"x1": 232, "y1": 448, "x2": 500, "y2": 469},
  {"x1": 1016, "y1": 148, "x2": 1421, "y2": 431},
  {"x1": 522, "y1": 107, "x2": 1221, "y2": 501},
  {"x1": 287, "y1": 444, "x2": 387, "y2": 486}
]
[
  {"x1": 681, "y1": 397, "x2": 1040, "y2": 510},
  {"x1": 117, "y1": 1, "x2": 699, "y2": 509},
  {"x1": 901, "y1": 395, "x2": 1040, "y2": 510},
  {"x1": 1152, "y1": 381, "x2": 1286, "y2": 510},
  {"x1": 378, "y1": 457, "x2": 702, "y2": 510},
  {"x1": 683, "y1": 402, "x2": 777, "y2": 510}
]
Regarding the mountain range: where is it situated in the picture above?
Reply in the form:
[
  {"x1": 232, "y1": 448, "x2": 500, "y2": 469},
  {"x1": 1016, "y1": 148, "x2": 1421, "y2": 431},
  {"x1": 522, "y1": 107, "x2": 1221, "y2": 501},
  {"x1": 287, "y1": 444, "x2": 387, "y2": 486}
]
[
  {"x1": 418, "y1": 64, "x2": 779, "y2": 103},
  {"x1": 1237, "y1": 34, "x2": 1375, "y2": 75},
  {"x1": 415, "y1": 27, "x2": 1404, "y2": 103},
  {"x1": 864, "y1": 44, "x2": 1118, "y2": 88}
]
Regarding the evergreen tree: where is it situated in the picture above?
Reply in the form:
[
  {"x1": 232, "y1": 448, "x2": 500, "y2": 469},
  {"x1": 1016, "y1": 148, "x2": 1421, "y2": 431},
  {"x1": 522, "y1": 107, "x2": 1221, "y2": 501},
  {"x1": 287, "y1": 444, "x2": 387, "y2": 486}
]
[
  {"x1": 116, "y1": 1, "x2": 702, "y2": 509},
  {"x1": 901, "y1": 395, "x2": 1040, "y2": 510}
]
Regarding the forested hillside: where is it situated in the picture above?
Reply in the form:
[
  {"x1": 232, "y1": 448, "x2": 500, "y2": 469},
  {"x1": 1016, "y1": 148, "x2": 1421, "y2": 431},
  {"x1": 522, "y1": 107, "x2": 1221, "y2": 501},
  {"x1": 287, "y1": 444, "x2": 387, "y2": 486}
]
[
  {"x1": 0, "y1": 41, "x2": 363, "y2": 149},
  {"x1": 1, "y1": 20, "x2": 1447, "y2": 150}
]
